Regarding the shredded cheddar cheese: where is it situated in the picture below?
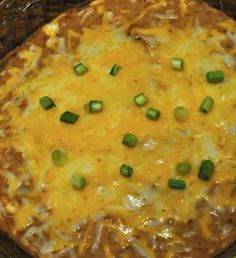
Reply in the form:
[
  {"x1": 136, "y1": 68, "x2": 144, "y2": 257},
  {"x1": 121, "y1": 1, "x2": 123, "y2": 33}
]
[{"x1": 0, "y1": 0, "x2": 235, "y2": 257}]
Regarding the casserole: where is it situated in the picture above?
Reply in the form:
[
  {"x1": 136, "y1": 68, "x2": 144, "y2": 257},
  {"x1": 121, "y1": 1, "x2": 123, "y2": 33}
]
[{"x1": 0, "y1": 0, "x2": 236, "y2": 257}]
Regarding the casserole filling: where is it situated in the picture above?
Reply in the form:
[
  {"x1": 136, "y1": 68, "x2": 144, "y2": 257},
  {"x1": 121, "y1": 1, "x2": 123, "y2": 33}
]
[{"x1": 0, "y1": 0, "x2": 235, "y2": 257}]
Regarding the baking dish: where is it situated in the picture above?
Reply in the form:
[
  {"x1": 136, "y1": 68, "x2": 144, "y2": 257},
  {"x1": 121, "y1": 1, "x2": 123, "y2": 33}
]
[{"x1": 0, "y1": 0, "x2": 236, "y2": 257}]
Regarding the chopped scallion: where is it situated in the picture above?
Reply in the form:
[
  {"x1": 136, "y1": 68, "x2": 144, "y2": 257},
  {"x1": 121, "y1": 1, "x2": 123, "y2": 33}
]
[
  {"x1": 206, "y1": 70, "x2": 224, "y2": 83},
  {"x1": 110, "y1": 64, "x2": 121, "y2": 76},
  {"x1": 86, "y1": 100, "x2": 103, "y2": 113},
  {"x1": 60, "y1": 111, "x2": 79, "y2": 124},
  {"x1": 122, "y1": 133, "x2": 137, "y2": 148},
  {"x1": 176, "y1": 161, "x2": 192, "y2": 175},
  {"x1": 174, "y1": 106, "x2": 189, "y2": 121},
  {"x1": 39, "y1": 96, "x2": 55, "y2": 110},
  {"x1": 120, "y1": 164, "x2": 133, "y2": 177},
  {"x1": 198, "y1": 160, "x2": 215, "y2": 181},
  {"x1": 71, "y1": 174, "x2": 86, "y2": 190},
  {"x1": 199, "y1": 96, "x2": 214, "y2": 114},
  {"x1": 146, "y1": 108, "x2": 161, "y2": 121},
  {"x1": 51, "y1": 149, "x2": 68, "y2": 167},
  {"x1": 133, "y1": 93, "x2": 148, "y2": 107},
  {"x1": 168, "y1": 178, "x2": 186, "y2": 189},
  {"x1": 73, "y1": 63, "x2": 88, "y2": 76},
  {"x1": 171, "y1": 58, "x2": 184, "y2": 71}
]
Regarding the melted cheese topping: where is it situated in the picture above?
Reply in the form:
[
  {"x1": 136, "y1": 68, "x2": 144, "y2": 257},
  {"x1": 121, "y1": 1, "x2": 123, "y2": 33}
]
[{"x1": 0, "y1": 1, "x2": 236, "y2": 257}]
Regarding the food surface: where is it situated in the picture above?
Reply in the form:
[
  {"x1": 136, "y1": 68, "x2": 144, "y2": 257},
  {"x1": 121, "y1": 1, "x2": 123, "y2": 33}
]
[{"x1": 0, "y1": 0, "x2": 236, "y2": 257}]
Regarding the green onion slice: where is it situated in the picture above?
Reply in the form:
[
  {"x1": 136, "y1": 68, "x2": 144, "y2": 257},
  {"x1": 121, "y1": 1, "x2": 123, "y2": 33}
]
[
  {"x1": 206, "y1": 71, "x2": 224, "y2": 83},
  {"x1": 168, "y1": 178, "x2": 186, "y2": 189},
  {"x1": 174, "y1": 106, "x2": 189, "y2": 121},
  {"x1": 199, "y1": 96, "x2": 214, "y2": 114},
  {"x1": 39, "y1": 96, "x2": 55, "y2": 110},
  {"x1": 198, "y1": 160, "x2": 215, "y2": 181},
  {"x1": 60, "y1": 111, "x2": 79, "y2": 124},
  {"x1": 176, "y1": 161, "x2": 192, "y2": 175},
  {"x1": 122, "y1": 133, "x2": 137, "y2": 148},
  {"x1": 120, "y1": 164, "x2": 133, "y2": 177},
  {"x1": 51, "y1": 149, "x2": 68, "y2": 167},
  {"x1": 133, "y1": 93, "x2": 148, "y2": 107},
  {"x1": 146, "y1": 108, "x2": 161, "y2": 121},
  {"x1": 85, "y1": 100, "x2": 103, "y2": 113},
  {"x1": 110, "y1": 64, "x2": 121, "y2": 76},
  {"x1": 171, "y1": 58, "x2": 184, "y2": 71},
  {"x1": 73, "y1": 63, "x2": 88, "y2": 76},
  {"x1": 71, "y1": 174, "x2": 86, "y2": 190}
]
